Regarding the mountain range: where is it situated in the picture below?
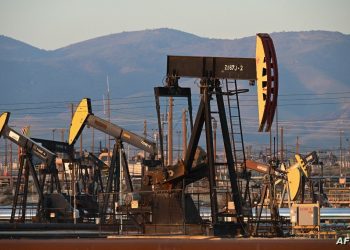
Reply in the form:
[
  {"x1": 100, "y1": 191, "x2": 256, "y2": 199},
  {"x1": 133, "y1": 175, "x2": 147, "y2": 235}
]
[{"x1": 0, "y1": 28, "x2": 349, "y2": 150}]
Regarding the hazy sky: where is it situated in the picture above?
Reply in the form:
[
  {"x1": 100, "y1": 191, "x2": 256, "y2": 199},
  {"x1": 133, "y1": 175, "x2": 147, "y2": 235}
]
[{"x1": 0, "y1": 0, "x2": 349, "y2": 50}]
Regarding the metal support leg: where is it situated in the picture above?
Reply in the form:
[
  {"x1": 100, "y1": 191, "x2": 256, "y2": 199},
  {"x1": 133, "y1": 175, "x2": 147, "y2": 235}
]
[
  {"x1": 215, "y1": 85, "x2": 243, "y2": 217},
  {"x1": 203, "y1": 84, "x2": 218, "y2": 225},
  {"x1": 101, "y1": 143, "x2": 119, "y2": 222},
  {"x1": 28, "y1": 159, "x2": 45, "y2": 219},
  {"x1": 10, "y1": 155, "x2": 25, "y2": 223},
  {"x1": 120, "y1": 143, "x2": 133, "y2": 192},
  {"x1": 154, "y1": 90, "x2": 165, "y2": 166},
  {"x1": 183, "y1": 100, "x2": 205, "y2": 174},
  {"x1": 21, "y1": 158, "x2": 30, "y2": 223},
  {"x1": 254, "y1": 184, "x2": 268, "y2": 235}
]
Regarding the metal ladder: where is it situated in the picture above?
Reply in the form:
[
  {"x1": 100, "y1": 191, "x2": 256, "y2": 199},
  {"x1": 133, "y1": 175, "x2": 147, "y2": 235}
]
[
  {"x1": 225, "y1": 79, "x2": 247, "y2": 174},
  {"x1": 224, "y1": 79, "x2": 252, "y2": 222}
]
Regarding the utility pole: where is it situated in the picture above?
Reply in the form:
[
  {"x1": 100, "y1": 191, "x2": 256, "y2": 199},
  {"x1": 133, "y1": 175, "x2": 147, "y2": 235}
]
[
  {"x1": 91, "y1": 127, "x2": 95, "y2": 154},
  {"x1": 167, "y1": 97, "x2": 173, "y2": 165},
  {"x1": 142, "y1": 120, "x2": 147, "y2": 178},
  {"x1": 103, "y1": 95, "x2": 106, "y2": 149},
  {"x1": 107, "y1": 76, "x2": 111, "y2": 163},
  {"x1": 246, "y1": 145, "x2": 252, "y2": 160},
  {"x1": 212, "y1": 118, "x2": 217, "y2": 162},
  {"x1": 4, "y1": 138, "x2": 8, "y2": 167},
  {"x1": 69, "y1": 102, "x2": 76, "y2": 223},
  {"x1": 280, "y1": 127, "x2": 284, "y2": 162},
  {"x1": 273, "y1": 136, "x2": 276, "y2": 159},
  {"x1": 182, "y1": 109, "x2": 187, "y2": 160},
  {"x1": 144, "y1": 120, "x2": 147, "y2": 158},
  {"x1": 9, "y1": 142, "x2": 13, "y2": 188},
  {"x1": 296, "y1": 136, "x2": 300, "y2": 154},
  {"x1": 80, "y1": 131, "x2": 83, "y2": 156},
  {"x1": 345, "y1": 138, "x2": 350, "y2": 168},
  {"x1": 161, "y1": 113, "x2": 166, "y2": 165},
  {"x1": 340, "y1": 131, "x2": 343, "y2": 176},
  {"x1": 269, "y1": 130, "x2": 272, "y2": 159},
  {"x1": 61, "y1": 129, "x2": 66, "y2": 182},
  {"x1": 153, "y1": 129, "x2": 159, "y2": 158},
  {"x1": 61, "y1": 129, "x2": 65, "y2": 142},
  {"x1": 177, "y1": 130, "x2": 181, "y2": 160}
]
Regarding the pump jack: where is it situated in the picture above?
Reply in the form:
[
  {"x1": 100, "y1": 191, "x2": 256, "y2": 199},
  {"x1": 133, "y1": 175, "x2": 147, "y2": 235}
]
[
  {"x1": 0, "y1": 112, "x2": 62, "y2": 222},
  {"x1": 245, "y1": 151, "x2": 318, "y2": 236},
  {"x1": 152, "y1": 33, "x2": 278, "y2": 236},
  {"x1": 30, "y1": 137, "x2": 103, "y2": 220},
  {"x1": 155, "y1": 58, "x2": 254, "y2": 235},
  {"x1": 69, "y1": 98, "x2": 158, "y2": 223},
  {"x1": 246, "y1": 159, "x2": 284, "y2": 236},
  {"x1": 284, "y1": 151, "x2": 319, "y2": 203}
]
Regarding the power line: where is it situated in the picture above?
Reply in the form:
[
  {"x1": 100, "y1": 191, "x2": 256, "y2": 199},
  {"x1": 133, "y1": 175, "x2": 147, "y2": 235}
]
[{"x1": 1, "y1": 90, "x2": 350, "y2": 106}]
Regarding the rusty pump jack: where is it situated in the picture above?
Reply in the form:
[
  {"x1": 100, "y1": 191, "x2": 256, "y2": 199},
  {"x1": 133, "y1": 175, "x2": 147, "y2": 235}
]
[
  {"x1": 154, "y1": 33, "x2": 278, "y2": 236},
  {"x1": 0, "y1": 112, "x2": 61, "y2": 222},
  {"x1": 245, "y1": 159, "x2": 285, "y2": 236},
  {"x1": 245, "y1": 151, "x2": 318, "y2": 236},
  {"x1": 284, "y1": 151, "x2": 319, "y2": 204}
]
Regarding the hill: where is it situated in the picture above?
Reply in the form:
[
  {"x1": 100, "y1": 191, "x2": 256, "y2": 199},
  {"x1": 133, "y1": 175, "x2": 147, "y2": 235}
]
[{"x1": 0, "y1": 29, "x2": 349, "y2": 148}]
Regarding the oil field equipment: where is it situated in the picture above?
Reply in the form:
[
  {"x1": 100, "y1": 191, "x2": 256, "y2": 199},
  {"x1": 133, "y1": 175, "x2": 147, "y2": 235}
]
[
  {"x1": 69, "y1": 98, "x2": 205, "y2": 234},
  {"x1": 153, "y1": 33, "x2": 279, "y2": 236},
  {"x1": 69, "y1": 98, "x2": 158, "y2": 224},
  {"x1": 285, "y1": 151, "x2": 320, "y2": 203},
  {"x1": 246, "y1": 151, "x2": 319, "y2": 236},
  {"x1": 256, "y1": 33, "x2": 278, "y2": 132},
  {"x1": 245, "y1": 159, "x2": 285, "y2": 236},
  {"x1": 30, "y1": 137, "x2": 102, "y2": 222},
  {"x1": 0, "y1": 32, "x2": 282, "y2": 237},
  {"x1": 0, "y1": 112, "x2": 71, "y2": 222},
  {"x1": 290, "y1": 203, "x2": 320, "y2": 237}
]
